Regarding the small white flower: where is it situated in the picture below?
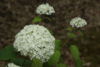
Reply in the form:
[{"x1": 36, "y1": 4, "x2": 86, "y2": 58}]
[
  {"x1": 7, "y1": 63, "x2": 20, "y2": 67},
  {"x1": 70, "y1": 17, "x2": 87, "y2": 28},
  {"x1": 13, "y1": 24, "x2": 55, "y2": 63},
  {"x1": 36, "y1": 3, "x2": 55, "y2": 15}
]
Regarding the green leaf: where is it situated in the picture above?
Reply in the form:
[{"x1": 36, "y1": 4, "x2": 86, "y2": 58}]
[
  {"x1": 43, "y1": 62, "x2": 50, "y2": 67},
  {"x1": 70, "y1": 45, "x2": 79, "y2": 60},
  {"x1": 77, "y1": 30, "x2": 83, "y2": 36},
  {"x1": 11, "y1": 58, "x2": 32, "y2": 66},
  {"x1": 56, "y1": 63, "x2": 67, "y2": 67},
  {"x1": 59, "y1": 57, "x2": 64, "y2": 63},
  {"x1": 66, "y1": 27, "x2": 73, "y2": 31},
  {"x1": 45, "y1": 17, "x2": 51, "y2": 22},
  {"x1": 67, "y1": 32, "x2": 77, "y2": 38},
  {"x1": 32, "y1": 17, "x2": 42, "y2": 23},
  {"x1": 0, "y1": 46, "x2": 18, "y2": 60},
  {"x1": 32, "y1": 58, "x2": 43, "y2": 67},
  {"x1": 55, "y1": 39, "x2": 62, "y2": 50},
  {"x1": 48, "y1": 50, "x2": 61, "y2": 66},
  {"x1": 70, "y1": 45, "x2": 83, "y2": 67},
  {"x1": 75, "y1": 58, "x2": 83, "y2": 67}
]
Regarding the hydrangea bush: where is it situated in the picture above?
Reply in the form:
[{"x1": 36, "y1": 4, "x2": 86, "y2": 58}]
[
  {"x1": 70, "y1": 17, "x2": 87, "y2": 28},
  {"x1": 7, "y1": 63, "x2": 20, "y2": 67},
  {"x1": 36, "y1": 3, "x2": 55, "y2": 15},
  {"x1": 0, "y1": 3, "x2": 87, "y2": 67},
  {"x1": 14, "y1": 25, "x2": 55, "y2": 63}
]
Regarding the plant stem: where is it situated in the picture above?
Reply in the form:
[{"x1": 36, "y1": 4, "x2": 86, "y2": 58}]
[
  {"x1": 39, "y1": 15, "x2": 44, "y2": 25},
  {"x1": 6, "y1": 61, "x2": 8, "y2": 67},
  {"x1": 59, "y1": 27, "x2": 75, "y2": 50},
  {"x1": 22, "y1": 57, "x2": 27, "y2": 67},
  {"x1": 60, "y1": 37, "x2": 70, "y2": 50}
]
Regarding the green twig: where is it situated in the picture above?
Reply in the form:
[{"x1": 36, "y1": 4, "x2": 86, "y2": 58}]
[
  {"x1": 59, "y1": 28, "x2": 75, "y2": 50},
  {"x1": 22, "y1": 57, "x2": 27, "y2": 67},
  {"x1": 59, "y1": 37, "x2": 70, "y2": 50}
]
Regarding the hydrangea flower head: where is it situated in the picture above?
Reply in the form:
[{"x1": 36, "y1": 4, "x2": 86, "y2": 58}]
[
  {"x1": 36, "y1": 3, "x2": 55, "y2": 15},
  {"x1": 7, "y1": 63, "x2": 20, "y2": 67},
  {"x1": 13, "y1": 24, "x2": 55, "y2": 63},
  {"x1": 70, "y1": 17, "x2": 87, "y2": 28}
]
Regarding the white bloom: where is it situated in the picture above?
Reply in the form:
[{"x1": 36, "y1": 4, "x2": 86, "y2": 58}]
[
  {"x1": 7, "y1": 63, "x2": 20, "y2": 67},
  {"x1": 13, "y1": 24, "x2": 55, "y2": 63},
  {"x1": 70, "y1": 17, "x2": 87, "y2": 28},
  {"x1": 36, "y1": 3, "x2": 55, "y2": 15}
]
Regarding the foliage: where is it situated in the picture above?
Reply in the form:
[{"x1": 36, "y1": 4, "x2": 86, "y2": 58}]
[
  {"x1": 66, "y1": 27, "x2": 73, "y2": 31},
  {"x1": 32, "y1": 58, "x2": 43, "y2": 67},
  {"x1": 32, "y1": 16, "x2": 42, "y2": 23},
  {"x1": 70, "y1": 45, "x2": 83, "y2": 67},
  {"x1": 0, "y1": 2, "x2": 87, "y2": 67},
  {"x1": 48, "y1": 50, "x2": 61, "y2": 66},
  {"x1": 11, "y1": 58, "x2": 32, "y2": 67},
  {"x1": 0, "y1": 46, "x2": 18, "y2": 60},
  {"x1": 45, "y1": 17, "x2": 51, "y2": 22},
  {"x1": 77, "y1": 30, "x2": 83, "y2": 36},
  {"x1": 56, "y1": 63, "x2": 67, "y2": 67},
  {"x1": 67, "y1": 32, "x2": 77, "y2": 38}
]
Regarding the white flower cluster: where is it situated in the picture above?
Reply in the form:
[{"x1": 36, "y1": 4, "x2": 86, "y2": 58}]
[
  {"x1": 70, "y1": 17, "x2": 87, "y2": 28},
  {"x1": 13, "y1": 24, "x2": 55, "y2": 63},
  {"x1": 36, "y1": 3, "x2": 55, "y2": 15},
  {"x1": 7, "y1": 63, "x2": 20, "y2": 67}
]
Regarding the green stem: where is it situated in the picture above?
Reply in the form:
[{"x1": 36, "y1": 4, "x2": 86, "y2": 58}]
[
  {"x1": 22, "y1": 57, "x2": 27, "y2": 67},
  {"x1": 59, "y1": 27, "x2": 75, "y2": 50},
  {"x1": 59, "y1": 26, "x2": 78, "y2": 50},
  {"x1": 60, "y1": 37, "x2": 70, "y2": 50},
  {"x1": 39, "y1": 16, "x2": 42, "y2": 25},
  {"x1": 40, "y1": 15, "x2": 45, "y2": 25}
]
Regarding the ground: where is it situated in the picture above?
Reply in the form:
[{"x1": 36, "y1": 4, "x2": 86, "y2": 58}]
[{"x1": 0, "y1": 0, "x2": 100, "y2": 67}]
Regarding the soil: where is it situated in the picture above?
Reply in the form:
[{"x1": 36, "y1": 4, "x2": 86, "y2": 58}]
[{"x1": 0, "y1": 0, "x2": 100, "y2": 67}]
